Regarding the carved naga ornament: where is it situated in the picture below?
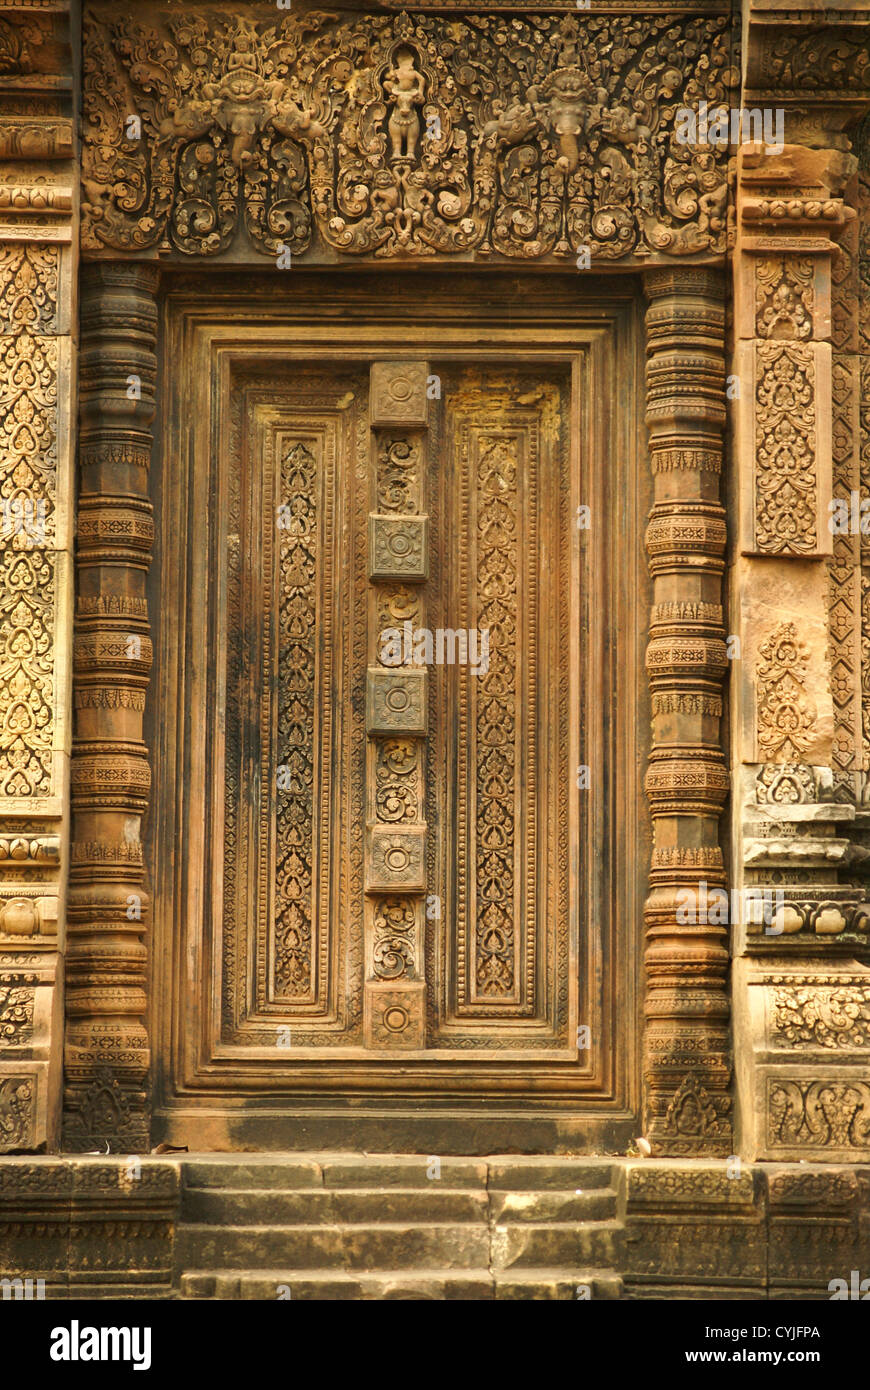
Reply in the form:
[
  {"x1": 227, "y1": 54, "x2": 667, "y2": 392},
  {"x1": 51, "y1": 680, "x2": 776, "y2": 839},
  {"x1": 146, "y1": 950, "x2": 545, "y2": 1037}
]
[{"x1": 81, "y1": 7, "x2": 737, "y2": 263}]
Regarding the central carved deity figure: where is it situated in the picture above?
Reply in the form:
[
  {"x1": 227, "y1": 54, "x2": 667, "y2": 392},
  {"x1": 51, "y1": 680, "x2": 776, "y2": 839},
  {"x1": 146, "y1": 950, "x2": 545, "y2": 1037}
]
[{"x1": 384, "y1": 46, "x2": 426, "y2": 161}]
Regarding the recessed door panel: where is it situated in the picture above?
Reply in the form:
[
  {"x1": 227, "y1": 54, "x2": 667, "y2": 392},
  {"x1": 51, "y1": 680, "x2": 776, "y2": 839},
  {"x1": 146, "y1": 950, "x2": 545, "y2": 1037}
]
[{"x1": 153, "y1": 283, "x2": 640, "y2": 1140}]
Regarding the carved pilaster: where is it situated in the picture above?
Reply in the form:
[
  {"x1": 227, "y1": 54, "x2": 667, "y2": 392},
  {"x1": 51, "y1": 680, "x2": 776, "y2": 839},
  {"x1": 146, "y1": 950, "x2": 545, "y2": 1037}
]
[
  {"x1": 63, "y1": 264, "x2": 158, "y2": 1151},
  {"x1": 642, "y1": 266, "x2": 731, "y2": 1155},
  {"x1": 731, "y1": 7, "x2": 870, "y2": 1156},
  {"x1": 0, "y1": 1, "x2": 75, "y2": 1153}
]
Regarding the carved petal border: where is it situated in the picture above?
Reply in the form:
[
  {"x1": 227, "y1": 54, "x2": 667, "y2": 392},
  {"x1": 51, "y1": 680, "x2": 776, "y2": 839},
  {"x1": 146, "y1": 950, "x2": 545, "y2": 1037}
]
[{"x1": 80, "y1": 5, "x2": 737, "y2": 266}]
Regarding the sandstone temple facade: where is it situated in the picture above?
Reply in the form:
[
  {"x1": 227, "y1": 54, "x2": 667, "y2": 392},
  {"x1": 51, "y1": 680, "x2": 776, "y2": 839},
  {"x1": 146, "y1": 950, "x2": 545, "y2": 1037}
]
[{"x1": 0, "y1": 0, "x2": 869, "y2": 1299}]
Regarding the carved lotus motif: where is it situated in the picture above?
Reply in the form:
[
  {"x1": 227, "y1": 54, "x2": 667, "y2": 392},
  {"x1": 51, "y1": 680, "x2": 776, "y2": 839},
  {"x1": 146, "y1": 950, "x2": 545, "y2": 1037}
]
[{"x1": 0, "y1": 896, "x2": 37, "y2": 936}]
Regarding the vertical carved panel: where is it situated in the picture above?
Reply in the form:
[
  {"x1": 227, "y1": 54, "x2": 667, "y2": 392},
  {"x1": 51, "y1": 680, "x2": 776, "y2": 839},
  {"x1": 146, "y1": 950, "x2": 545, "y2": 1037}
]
[
  {"x1": 643, "y1": 267, "x2": 731, "y2": 1155},
  {"x1": 829, "y1": 211, "x2": 863, "y2": 784},
  {"x1": 0, "y1": 251, "x2": 58, "y2": 799},
  {"x1": 733, "y1": 140, "x2": 869, "y2": 1162},
  {"x1": 64, "y1": 265, "x2": 158, "y2": 1151},
  {"x1": 862, "y1": 143, "x2": 870, "y2": 776},
  {"x1": 365, "y1": 361, "x2": 429, "y2": 1048},
  {"x1": 434, "y1": 374, "x2": 571, "y2": 1044},
  {"x1": 752, "y1": 341, "x2": 828, "y2": 556},
  {"x1": 275, "y1": 440, "x2": 318, "y2": 1001},
  {"x1": 222, "y1": 382, "x2": 369, "y2": 1045},
  {"x1": 473, "y1": 437, "x2": 519, "y2": 1003},
  {"x1": 0, "y1": 2, "x2": 74, "y2": 1152}
]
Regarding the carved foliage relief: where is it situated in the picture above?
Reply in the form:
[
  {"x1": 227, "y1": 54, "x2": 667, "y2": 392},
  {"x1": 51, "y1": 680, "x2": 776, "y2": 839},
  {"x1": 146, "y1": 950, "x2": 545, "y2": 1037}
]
[
  {"x1": 768, "y1": 1080, "x2": 870, "y2": 1151},
  {"x1": 0, "y1": 247, "x2": 58, "y2": 800},
  {"x1": 275, "y1": 440, "x2": 317, "y2": 999},
  {"x1": 828, "y1": 219, "x2": 861, "y2": 781},
  {"x1": 81, "y1": 7, "x2": 736, "y2": 264},
  {"x1": 754, "y1": 342, "x2": 817, "y2": 555},
  {"x1": 474, "y1": 436, "x2": 518, "y2": 999},
  {"x1": 221, "y1": 378, "x2": 369, "y2": 1046},
  {"x1": 755, "y1": 622, "x2": 817, "y2": 763},
  {"x1": 438, "y1": 374, "x2": 570, "y2": 1041},
  {"x1": 773, "y1": 985, "x2": 870, "y2": 1051},
  {"x1": 860, "y1": 132, "x2": 870, "y2": 771}
]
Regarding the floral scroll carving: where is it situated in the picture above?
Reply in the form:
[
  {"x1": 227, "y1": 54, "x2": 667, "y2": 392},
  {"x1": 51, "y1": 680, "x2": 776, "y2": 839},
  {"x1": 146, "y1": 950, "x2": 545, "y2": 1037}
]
[
  {"x1": 0, "y1": 1074, "x2": 34, "y2": 1149},
  {"x1": 0, "y1": 246, "x2": 59, "y2": 801},
  {"x1": 275, "y1": 440, "x2": 317, "y2": 1000},
  {"x1": 756, "y1": 623, "x2": 818, "y2": 762},
  {"x1": 755, "y1": 257, "x2": 813, "y2": 342},
  {"x1": 768, "y1": 1080, "x2": 870, "y2": 1151},
  {"x1": 773, "y1": 985, "x2": 870, "y2": 1051},
  {"x1": 81, "y1": 6, "x2": 736, "y2": 263},
  {"x1": 372, "y1": 898, "x2": 416, "y2": 981},
  {"x1": 475, "y1": 436, "x2": 518, "y2": 999},
  {"x1": 0, "y1": 979, "x2": 35, "y2": 1045},
  {"x1": 754, "y1": 342, "x2": 818, "y2": 555}
]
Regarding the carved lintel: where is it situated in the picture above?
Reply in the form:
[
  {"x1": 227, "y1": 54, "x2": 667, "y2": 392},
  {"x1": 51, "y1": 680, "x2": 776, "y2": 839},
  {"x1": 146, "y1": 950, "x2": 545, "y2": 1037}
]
[
  {"x1": 80, "y1": 7, "x2": 735, "y2": 267},
  {"x1": 744, "y1": 7, "x2": 870, "y2": 116}
]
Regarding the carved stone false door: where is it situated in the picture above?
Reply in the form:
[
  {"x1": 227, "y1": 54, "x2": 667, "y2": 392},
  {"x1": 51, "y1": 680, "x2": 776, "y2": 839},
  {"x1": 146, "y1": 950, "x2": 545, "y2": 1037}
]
[
  {"x1": 220, "y1": 358, "x2": 575, "y2": 1058},
  {"x1": 155, "y1": 315, "x2": 623, "y2": 1148}
]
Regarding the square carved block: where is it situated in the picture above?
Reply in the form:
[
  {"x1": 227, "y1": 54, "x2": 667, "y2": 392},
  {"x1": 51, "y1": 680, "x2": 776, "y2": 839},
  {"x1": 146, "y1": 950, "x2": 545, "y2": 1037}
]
[
  {"x1": 370, "y1": 361, "x2": 429, "y2": 426},
  {"x1": 0, "y1": 1064, "x2": 43, "y2": 1152},
  {"x1": 366, "y1": 825, "x2": 426, "y2": 892},
  {"x1": 364, "y1": 981, "x2": 426, "y2": 1048},
  {"x1": 369, "y1": 514, "x2": 428, "y2": 580},
  {"x1": 366, "y1": 667, "x2": 427, "y2": 735}
]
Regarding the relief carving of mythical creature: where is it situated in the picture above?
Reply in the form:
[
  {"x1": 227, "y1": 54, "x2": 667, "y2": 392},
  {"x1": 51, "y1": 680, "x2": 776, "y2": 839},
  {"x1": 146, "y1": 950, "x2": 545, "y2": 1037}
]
[{"x1": 82, "y1": 7, "x2": 737, "y2": 262}]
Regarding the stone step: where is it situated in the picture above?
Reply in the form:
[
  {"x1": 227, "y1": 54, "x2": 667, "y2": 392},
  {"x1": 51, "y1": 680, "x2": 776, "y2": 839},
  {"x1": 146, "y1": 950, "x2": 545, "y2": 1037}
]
[
  {"x1": 180, "y1": 1184, "x2": 616, "y2": 1225},
  {"x1": 486, "y1": 1159, "x2": 617, "y2": 1191},
  {"x1": 182, "y1": 1158, "x2": 324, "y2": 1191},
  {"x1": 181, "y1": 1155, "x2": 487, "y2": 1192},
  {"x1": 179, "y1": 1269, "x2": 495, "y2": 1300},
  {"x1": 494, "y1": 1270, "x2": 625, "y2": 1300},
  {"x1": 178, "y1": 1267, "x2": 625, "y2": 1300},
  {"x1": 176, "y1": 1221, "x2": 491, "y2": 1272},
  {"x1": 181, "y1": 1186, "x2": 490, "y2": 1225},
  {"x1": 491, "y1": 1219, "x2": 624, "y2": 1270},
  {"x1": 489, "y1": 1189, "x2": 617, "y2": 1223}
]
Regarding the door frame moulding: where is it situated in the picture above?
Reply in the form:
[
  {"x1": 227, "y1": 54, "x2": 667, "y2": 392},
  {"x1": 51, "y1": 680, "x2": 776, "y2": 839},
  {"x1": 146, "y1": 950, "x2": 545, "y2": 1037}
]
[
  {"x1": 140, "y1": 269, "x2": 647, "y2": 1153},
  {"x1": 66, "y1": 263, "x2": 732, "y2": 1155}
]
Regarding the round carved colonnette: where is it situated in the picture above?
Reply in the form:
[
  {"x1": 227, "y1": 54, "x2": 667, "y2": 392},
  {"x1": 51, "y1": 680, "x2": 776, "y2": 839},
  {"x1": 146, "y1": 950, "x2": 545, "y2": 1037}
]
[
  {"x1": 62, "y1": 264, "x2": 158, "y2": 1151},
  {"x1": 643, "y1": 266, "x2": 731, "y2": 1155}
]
